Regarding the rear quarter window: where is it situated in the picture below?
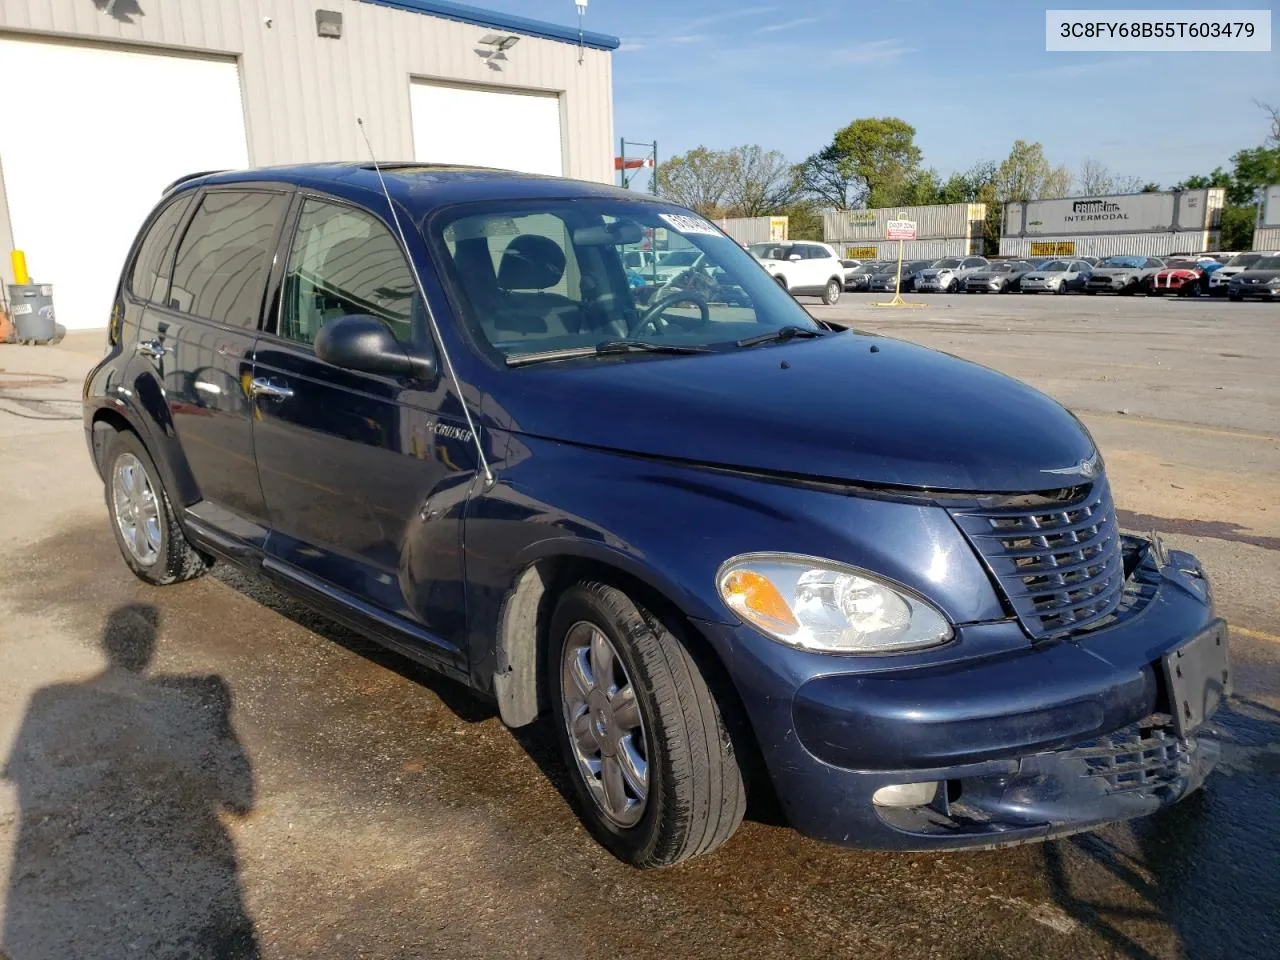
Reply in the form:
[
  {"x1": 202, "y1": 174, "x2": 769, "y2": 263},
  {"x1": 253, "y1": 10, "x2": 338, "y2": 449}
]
[{"x1": 127, "y1": 195, "x2": 193, "y2": 302}]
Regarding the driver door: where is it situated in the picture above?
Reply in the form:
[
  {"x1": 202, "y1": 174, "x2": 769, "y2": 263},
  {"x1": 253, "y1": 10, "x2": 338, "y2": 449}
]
[{"x1": 252, "y1": 195, "x2": 473, "y2": 667}]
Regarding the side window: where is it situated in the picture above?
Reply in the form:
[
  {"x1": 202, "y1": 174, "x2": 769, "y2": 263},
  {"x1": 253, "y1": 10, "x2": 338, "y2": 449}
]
[
  {"x1": 168, "y1": 191, "x2": 288, "y2": 326},
  {"x1": 280, "y1": 199, "x2": 418, "y2": 347},
  {"x1": 127, "y1": 195, "x2": 192, "y2": 302}
]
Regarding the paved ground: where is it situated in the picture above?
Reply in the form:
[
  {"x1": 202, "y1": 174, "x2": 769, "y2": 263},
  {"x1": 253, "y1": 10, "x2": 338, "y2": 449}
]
[{"x1": 0, "y1": 296, "x2": 1277, "y2": 960}]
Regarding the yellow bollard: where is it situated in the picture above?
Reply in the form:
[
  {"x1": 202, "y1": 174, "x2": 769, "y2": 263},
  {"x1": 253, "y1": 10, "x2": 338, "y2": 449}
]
[{"x1": 10, "y1": 250, "x2": 30, "y2": 286}]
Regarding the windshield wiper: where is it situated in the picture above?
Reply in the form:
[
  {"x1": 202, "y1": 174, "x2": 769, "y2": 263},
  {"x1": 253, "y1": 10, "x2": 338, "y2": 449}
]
[
  {"x1": 735, "y1": 325, "x2": 826, "y2": 348},
  {"x1": 506, "y1": 340, "x2": 710, "y2": 367}
]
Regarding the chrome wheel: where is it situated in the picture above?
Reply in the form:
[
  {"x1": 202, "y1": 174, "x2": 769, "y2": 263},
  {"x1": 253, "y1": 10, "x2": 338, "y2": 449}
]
[
  {"x1": 112, "y1": 452, "x2": 161, "y2": 566},
  {"x1": 560, "y1": 621, "x2": 649, "y2": 827}
]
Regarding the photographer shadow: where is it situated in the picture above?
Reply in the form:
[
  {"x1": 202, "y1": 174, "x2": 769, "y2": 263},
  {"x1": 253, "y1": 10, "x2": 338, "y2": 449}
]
[{"x1": 2, "y1": 604, "x2": 259, "y2": 959}]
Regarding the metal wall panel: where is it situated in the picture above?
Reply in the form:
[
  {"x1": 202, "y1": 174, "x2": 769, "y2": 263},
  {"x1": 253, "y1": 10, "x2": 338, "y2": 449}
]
[
  {"x1": 1261, "y1": 186, "x2": 1280, "y2": 229},
  {"x1": 0, "y1": 0, "x2": 614, "y2": 182},
  {"x1": 836, "y1": 239, "x2": 975, "y2": 260},
  {"x1": 1004, "y1": 189, "x2": 1224, "y2": 238},
  {"x1": 716, "y1": 216, "x2": 788, "y2": 245},
  {"x1": 999, "y1": 232, "x2": 1220, "y2": 259},
  {"x1": 1252, "y1": 227, "x2": 1280, "y2": 251},
  {"x1": 823, "y1": 203, "x2": 983, "y2": 243}
]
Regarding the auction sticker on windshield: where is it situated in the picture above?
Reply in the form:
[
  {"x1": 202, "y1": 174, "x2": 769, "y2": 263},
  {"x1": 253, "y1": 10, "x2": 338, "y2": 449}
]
[{"x1": 660, "y1": 213, "x2": 720, "y2": 236}]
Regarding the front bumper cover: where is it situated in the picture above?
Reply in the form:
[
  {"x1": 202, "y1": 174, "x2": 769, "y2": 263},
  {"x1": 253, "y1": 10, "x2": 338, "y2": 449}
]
[{"x1": 694, "y1": 542, "x2": 1223, "y2": 850}]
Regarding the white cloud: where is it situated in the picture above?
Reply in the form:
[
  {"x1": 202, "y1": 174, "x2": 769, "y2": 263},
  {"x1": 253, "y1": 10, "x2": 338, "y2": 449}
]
[
  {"x1": 755, "y1": 17, "x2": 819, "y2": 34},
  {"x1": 836, "y1": 39, "x2": 914, "y2": 64}
]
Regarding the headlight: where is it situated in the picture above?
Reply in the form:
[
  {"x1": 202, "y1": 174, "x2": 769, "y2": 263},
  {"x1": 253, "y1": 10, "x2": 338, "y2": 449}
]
[
  {"x1": 716, "y1": 553, "x2": 953, "y2": 654},
  {"x1": 1268, "y1": 277, "x2": 1280, "y2": 287}
]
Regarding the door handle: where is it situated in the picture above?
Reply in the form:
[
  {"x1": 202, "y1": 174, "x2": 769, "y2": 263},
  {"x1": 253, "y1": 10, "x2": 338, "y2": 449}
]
[
  {"x1": 136, "y1": 339, "x2": 169, "y2": 359},
  {"x1": 250, "y1": 377, "x2": 294, "y2": 401}
]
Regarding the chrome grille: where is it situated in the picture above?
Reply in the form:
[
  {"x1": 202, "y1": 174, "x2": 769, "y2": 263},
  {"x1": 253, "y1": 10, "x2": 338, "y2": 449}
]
[
  {"x1": 950, "y1": 479, "x2": 1123, "y2": 639},
  {"x1": 1068, "y1": 716, "x2": 1190, "y2": 795}
]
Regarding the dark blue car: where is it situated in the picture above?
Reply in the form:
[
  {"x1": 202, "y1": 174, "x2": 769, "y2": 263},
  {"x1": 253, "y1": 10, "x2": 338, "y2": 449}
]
[{"x1": 84, "y1": 163, "x2": 1229, "y2": 867}]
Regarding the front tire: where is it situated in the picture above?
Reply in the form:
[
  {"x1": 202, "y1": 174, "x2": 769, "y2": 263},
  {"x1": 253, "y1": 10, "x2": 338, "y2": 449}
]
[
  {"x1": 104, "y1": 430, "x2": 211, "y2": 585},
  {"x1": 822, "y1": 278, "x2": 841, "y2": 305},
  {"x1": 548, "y1": 582, "x2": 746, "y2": 867}
]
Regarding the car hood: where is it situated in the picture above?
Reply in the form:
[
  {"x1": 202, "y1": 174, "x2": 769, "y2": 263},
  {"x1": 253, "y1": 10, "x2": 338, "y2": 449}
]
[
  {"x1": 967, "y1": 272, "x2": 1006, "y2": 281},
  {"x1": 495, "y1": 333, "x2": 1095, "y2": 492},
  {"x1": 1233, "y1": 269, "x2": 1280, "y2": 282},
  {"x1": 1091, "y1": 267, "x2": 1141, "y2": 278},
  {"x1": 1024, "y1": 271, "x2": 1065, "y2": 280}
]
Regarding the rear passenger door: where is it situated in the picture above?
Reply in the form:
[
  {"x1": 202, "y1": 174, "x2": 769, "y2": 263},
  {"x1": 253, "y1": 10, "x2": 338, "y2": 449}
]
[
  {"x1": 138, "y1": 187, "x2": 291, "y2": 548},
  {"x1": 251, "y1": 194, "x2": 472, "y2": 667}
]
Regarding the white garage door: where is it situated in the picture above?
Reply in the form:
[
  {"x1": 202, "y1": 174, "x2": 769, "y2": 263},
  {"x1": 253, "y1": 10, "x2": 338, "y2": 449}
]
[
  {"x1": 0, "y1": 39, "x2": 248, "y2": 330},
  {"x1": 410, "y1": 81, "x2": 563, "y2": 177}
]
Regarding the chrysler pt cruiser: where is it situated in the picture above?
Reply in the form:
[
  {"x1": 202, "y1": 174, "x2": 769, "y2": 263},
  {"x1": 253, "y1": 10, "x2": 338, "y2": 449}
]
[{"x1": 84, "y1": 164, "x2": 1229, "y2": 867}]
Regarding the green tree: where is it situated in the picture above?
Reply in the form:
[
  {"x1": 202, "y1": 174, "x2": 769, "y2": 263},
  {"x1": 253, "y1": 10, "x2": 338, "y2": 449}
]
[
  {"x1": 992, "y1": 140, "x2": 1072, "y2": 202},
  {"x1": 799, "y1": 117, "x2": 923, "y2": 209},
  {"x1": 1141, "y1": 182, "x2": 1163, "y2": 192},
  {"x1": 1227, "y1": 145, "x2": 1280, "y2": 204},
  {"x1": 778, "y1": 201, "x2": 824, "y2": 241},
  {"x1": 654, "y1": 146, "x2": 736, "y2": 217},
  {"x1": 724, "y1": 145, "x2": 801, "y2": 217},
  {"x1": 1219, "y1": 206, "x2": 1257, "y2": 250}
]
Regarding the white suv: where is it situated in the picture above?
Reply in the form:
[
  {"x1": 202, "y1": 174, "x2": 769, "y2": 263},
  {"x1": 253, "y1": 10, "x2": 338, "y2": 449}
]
[{"x1": 748, "y1": 241, "x2": 846, "y2": 304}]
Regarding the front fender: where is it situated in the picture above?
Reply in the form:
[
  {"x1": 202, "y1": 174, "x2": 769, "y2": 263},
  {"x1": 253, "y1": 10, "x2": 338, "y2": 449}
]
[{"x1": 464, "y1": 431, "x2": 1006, "y2": 712}]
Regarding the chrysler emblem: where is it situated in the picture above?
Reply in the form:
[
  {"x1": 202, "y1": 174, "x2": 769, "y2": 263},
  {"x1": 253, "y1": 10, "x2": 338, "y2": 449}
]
[{"x1": 1042, "y1": 453, "x2": 1100, "y2": 479}]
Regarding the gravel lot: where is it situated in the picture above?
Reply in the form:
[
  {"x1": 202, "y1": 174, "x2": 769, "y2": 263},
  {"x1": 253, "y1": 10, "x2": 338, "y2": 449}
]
[{"x1": 1, "y1": 294, "x2": 1277, "y2": 959}]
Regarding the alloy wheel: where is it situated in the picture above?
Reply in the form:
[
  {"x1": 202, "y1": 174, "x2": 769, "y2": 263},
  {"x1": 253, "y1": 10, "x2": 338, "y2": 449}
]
[
  {"x1": 560, "y1": 621, "x2": 649, "y2": 827},
  {"x1": 112, "y1": 452, "x2": 161, "y2": 566}
]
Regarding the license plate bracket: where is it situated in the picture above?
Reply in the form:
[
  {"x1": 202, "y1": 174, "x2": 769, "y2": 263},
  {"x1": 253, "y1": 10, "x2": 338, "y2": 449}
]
[{"x1": 1162, "y1": 619, "x2": 1231, "y2": 738}]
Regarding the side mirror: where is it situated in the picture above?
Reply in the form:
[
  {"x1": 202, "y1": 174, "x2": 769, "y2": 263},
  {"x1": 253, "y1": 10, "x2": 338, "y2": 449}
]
[{"x1": 315, "y1": 314, "x2": 436, "y2": 381}]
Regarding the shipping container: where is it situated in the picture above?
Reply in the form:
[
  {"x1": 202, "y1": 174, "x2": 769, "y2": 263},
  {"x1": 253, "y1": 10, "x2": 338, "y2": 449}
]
[
  {"x1": 716, "y1": 216, "x2": 788, "y2": 245},
  {"x1": 1252, "y1": 227, "x2": 1280, "y2": 251},
  {"x1": 1003, "y1": 189, "x2": 1223, "y2": 238},
  {"x1": 836, "y1": 239, "x2": 976, "y2": 260},
  {"x1": 1259, "y1": 185, "x2": 1280, "y2": 229},
  {"x1": 824, "y1": 203, "x2": 985, "y2": 244},
  {"x1": 999, "y1": 231, "x2": 1221, "y2": 259}
]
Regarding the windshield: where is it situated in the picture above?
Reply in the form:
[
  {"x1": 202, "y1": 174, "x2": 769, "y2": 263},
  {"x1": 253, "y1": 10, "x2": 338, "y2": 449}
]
[
  {"x1": 1226, "y1": 253, "x2": 1262, "y2": 268},
  {"x1": 1165, "y1": 261, "x2": 1198, "y2": 270},
  {"x1": 933, "y1": 258, "x2": 961, "y2": 269},
  {"x1": 660, "y1": 249, "x2": 700, "y2": 267},
  {"x1": 1099, "y1": 256, "x2": 1140, "y2": 267},
  {"x1": 1255, "y1": 256, "x2": 1280, "y2": 270},
  {"x1": 432, "y1": 200, "x2": 821, "y2": 361},
  {"x1": 1040, "y1": 260, "x2": 1069, "y2": 272}
]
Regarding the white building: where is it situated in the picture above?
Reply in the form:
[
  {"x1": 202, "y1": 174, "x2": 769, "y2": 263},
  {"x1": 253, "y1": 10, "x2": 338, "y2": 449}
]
[{"x1": 0, "y1": 0, "x2": 617, "y2": 329}]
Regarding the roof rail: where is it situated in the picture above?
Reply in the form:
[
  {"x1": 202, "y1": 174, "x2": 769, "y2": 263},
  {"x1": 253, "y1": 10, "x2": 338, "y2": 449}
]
[{"x1": 162, "y1": 170, "x2": 227, "y2": 194}]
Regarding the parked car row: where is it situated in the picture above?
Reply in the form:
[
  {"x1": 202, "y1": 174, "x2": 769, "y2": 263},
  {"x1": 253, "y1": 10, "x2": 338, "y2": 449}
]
[{"x1": 834, "y1": 251, "x2": 1279, "y2": 301}]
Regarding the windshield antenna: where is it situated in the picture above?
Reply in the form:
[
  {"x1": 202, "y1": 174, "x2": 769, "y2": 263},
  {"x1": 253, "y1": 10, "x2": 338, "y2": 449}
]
[{"x1": 356, "y1": 118, "x2": 493, "y2": 486}]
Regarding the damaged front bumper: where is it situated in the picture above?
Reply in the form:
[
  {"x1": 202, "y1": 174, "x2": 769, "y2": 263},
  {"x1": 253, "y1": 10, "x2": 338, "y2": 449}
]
[{"x1": 696, "y1": 538, "x2": 1227, "y2": 851}]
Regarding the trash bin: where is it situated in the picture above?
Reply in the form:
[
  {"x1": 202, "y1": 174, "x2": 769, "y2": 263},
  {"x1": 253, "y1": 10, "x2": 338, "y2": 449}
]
[{"x1": 6, "y1": 284, "x2": 57, "y2": 342}]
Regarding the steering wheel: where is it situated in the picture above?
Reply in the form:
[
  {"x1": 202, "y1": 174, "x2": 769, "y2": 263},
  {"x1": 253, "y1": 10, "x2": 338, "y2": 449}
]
[{"x1": 628, "y1": 289, "x2": 710, "y2": 336}]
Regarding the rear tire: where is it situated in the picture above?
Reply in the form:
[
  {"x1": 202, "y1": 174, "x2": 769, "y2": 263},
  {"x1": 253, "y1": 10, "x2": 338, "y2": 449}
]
[
  {"x1": 822, "y1": 278, "x2": 841, "y2": 305},
  {"x1": 547, "y1": 581, "x2": 747, "y2": 868},
  {"x1": 103, "y1": 430, "x2": 211, "y2": 585}
]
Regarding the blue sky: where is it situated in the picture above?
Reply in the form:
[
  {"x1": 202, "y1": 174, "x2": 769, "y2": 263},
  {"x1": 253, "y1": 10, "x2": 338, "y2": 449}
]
[{"x1": 478, "y1": 0, "x2": 1278, "y2": 192}]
